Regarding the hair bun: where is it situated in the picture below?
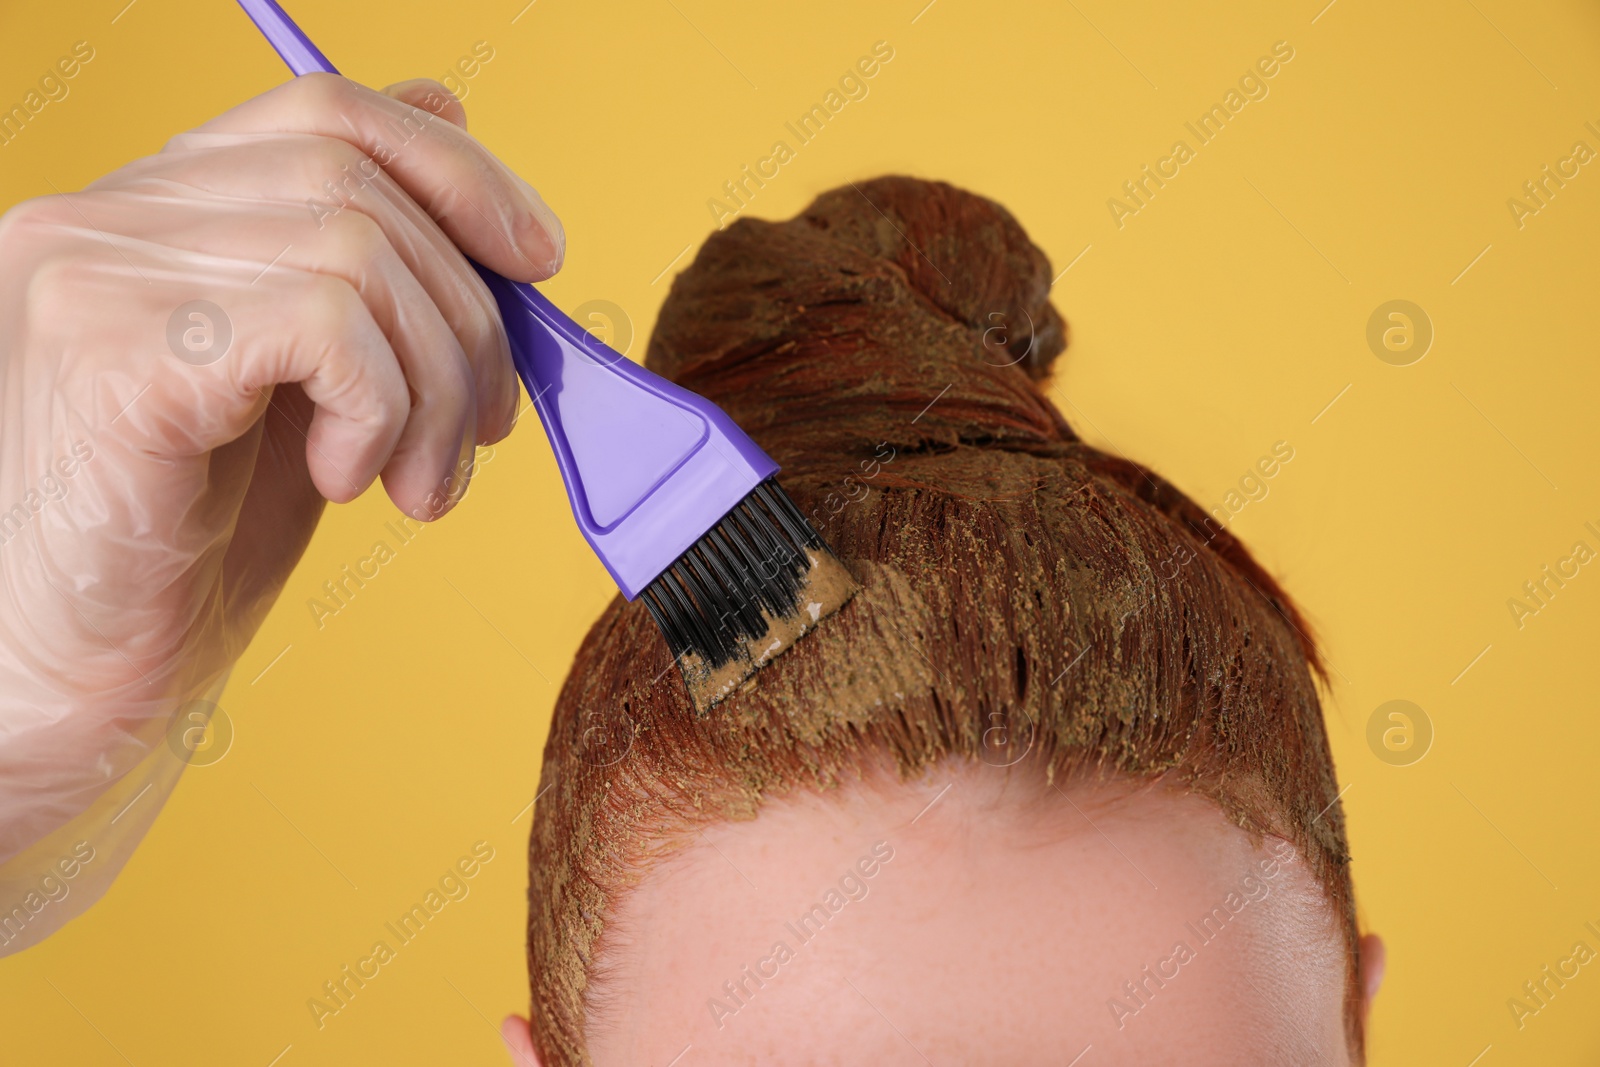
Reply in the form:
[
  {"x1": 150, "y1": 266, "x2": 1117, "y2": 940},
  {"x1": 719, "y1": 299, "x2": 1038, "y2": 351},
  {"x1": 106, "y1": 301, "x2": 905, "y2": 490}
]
[{"x1": 645, "y1": 176, "x2": 1075, "y2": 473}]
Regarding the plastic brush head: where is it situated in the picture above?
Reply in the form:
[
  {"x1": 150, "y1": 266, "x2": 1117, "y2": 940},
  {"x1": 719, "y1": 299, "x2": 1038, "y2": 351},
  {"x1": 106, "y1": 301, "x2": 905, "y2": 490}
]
[{"x1": 640, "y1": 478, "x2": 858, "y2": 711}]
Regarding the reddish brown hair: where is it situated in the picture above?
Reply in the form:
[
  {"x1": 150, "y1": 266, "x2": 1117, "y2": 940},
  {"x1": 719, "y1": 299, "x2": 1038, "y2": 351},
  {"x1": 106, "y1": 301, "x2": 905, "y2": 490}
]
[{"x1": 525, "y1": 176, "x2": 1359, "y2": 1064}]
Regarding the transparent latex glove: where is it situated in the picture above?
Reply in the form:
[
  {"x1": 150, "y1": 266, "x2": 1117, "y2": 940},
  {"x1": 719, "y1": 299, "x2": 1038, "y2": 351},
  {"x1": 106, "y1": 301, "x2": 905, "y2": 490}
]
[{"x1": 0, "y1": 74, "x2": 562, "y2": 954}]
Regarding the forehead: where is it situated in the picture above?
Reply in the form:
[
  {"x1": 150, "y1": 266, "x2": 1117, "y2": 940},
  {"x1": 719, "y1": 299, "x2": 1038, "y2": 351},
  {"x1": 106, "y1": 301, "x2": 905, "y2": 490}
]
[{"x1": 581, "y1": 767, "x2": 1351, "y2": 1066}]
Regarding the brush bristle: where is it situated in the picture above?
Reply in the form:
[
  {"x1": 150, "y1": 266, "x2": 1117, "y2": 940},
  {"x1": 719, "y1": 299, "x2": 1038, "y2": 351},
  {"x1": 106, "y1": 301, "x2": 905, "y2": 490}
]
[{"x1": 640, "y1": 478, "x2": 858, "y2": 710}]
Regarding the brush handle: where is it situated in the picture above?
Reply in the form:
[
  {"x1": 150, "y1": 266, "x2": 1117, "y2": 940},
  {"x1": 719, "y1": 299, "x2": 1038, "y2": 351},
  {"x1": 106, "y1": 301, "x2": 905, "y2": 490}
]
[{"x1": 234, "y1": 0, "x2": 778, "y2": 599}]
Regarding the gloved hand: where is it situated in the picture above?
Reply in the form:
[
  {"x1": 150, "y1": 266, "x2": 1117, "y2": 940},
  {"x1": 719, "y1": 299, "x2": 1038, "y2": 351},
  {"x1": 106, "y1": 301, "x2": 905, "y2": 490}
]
[{"x1": 0, "y1": 74, "x2": 561, "y2": 952}]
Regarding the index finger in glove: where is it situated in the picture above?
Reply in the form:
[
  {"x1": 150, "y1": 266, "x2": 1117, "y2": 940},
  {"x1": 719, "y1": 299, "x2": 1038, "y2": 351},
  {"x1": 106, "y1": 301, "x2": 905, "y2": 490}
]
[{"x1": 196, "y1": 72, "x2": 563, "y2": 282}]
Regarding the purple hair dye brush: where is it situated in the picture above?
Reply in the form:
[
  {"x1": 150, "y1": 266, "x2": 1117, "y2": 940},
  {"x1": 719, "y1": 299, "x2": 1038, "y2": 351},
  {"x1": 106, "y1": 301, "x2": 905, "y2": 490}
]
[{"x1": 236, "y1": 0, "x2": 857, "y2": 709}]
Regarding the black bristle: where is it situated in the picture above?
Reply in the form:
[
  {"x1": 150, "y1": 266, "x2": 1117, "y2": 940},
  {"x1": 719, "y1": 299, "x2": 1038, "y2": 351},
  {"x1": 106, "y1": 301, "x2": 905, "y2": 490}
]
[
  {"x1": 738, "y1": 496, "x2": 810, "y2": 608},
  {"x1": 642, "y1": 477, "x2": 844, "y2": 677},
  {"x1": 697, "y1": 534, "x2": 768, "y2": 637},
  {"x1": 708, "y1": 520, "x2": 784, "y2": 621},
  {"x1": 757, "y1": 480, "x2": 822, "y2": 550},
  {"x1": 662, "y1": 567, "x2": 719, "y2": 659},
  {"x1": 640, "y1": 587, "x2": 674, "y2": 643}
]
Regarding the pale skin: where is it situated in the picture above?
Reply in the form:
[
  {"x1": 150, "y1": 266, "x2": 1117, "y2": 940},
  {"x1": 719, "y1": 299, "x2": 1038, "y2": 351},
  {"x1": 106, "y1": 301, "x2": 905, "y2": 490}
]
[{"x1": 502, "y1": 762, "x2": 1384, "y2": 1066}]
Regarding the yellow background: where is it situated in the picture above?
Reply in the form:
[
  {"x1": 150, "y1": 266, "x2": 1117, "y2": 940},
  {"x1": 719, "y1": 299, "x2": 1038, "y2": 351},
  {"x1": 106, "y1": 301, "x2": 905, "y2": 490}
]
[{"x1": 2, "y1": 0, "x2": 1598, "y2": 1063}]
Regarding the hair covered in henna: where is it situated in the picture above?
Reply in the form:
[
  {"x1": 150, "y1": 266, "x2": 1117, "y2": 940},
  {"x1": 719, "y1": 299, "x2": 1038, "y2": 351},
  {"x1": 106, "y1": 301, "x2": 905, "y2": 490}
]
[{"x1": 525, "y1": 176, "x2": 1361, "y2": 1063}]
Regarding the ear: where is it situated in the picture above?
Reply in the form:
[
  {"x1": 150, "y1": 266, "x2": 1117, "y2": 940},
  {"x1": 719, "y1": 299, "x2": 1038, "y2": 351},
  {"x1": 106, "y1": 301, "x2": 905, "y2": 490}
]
[
  {"x1": 1357, "y1": 933, "x2": 1386, "y2": 1023},
  {"x1": 501, "y1": 1014, "x2": 542, "y2": 1066}
]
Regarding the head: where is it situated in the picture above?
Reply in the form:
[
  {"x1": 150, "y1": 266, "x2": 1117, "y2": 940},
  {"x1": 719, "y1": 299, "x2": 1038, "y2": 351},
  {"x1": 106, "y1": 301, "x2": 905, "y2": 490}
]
[{"x1": 503, "y1": 177, "x2": 1383, "y2": 1066}]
